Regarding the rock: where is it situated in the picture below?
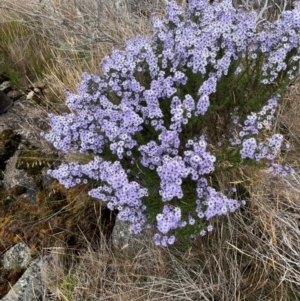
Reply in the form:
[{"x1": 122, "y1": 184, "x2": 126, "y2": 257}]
[
  {"x1": 111, "y1": 219, "x2": 153, "y2": 256},
  {"x1": 0, "y1": 269, "x2": 25, "y2": 299},
  {"x1": 0, "y1": 91, "x2": 13, "y2": 114},
  {"x1": 0, "y1": 242, "x2": 51, "y2": 301},
  {"x1": 0, "y1": 98, "x2": 53, "y2": 150},
  {"x1": 0, "y1": 256, "x2": 45, "y2": 301},
  {"x1": 1, "y1": 242, "x2": 32, "y2": 270},
  {"x1": 0, "y1": 81, "x2": 11, "y2": 92},
  {"x1": 33, "y1": 88, "x2": 41, "y2": 94},
  {"x1": 3, "y1": 150, "x2": 39, "y2": 204},
  {"x1": 7, "y1": 90, "x2": 24, "y2": 101},
  {"x1": 26, "y1": 91, "x2": 35, "y2": 100}
]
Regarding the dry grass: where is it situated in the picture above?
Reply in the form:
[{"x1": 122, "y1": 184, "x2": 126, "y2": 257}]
[
  {"x1": 1, "y1": 0, "x2": 300, "y2": 300},
  {"x1": 41, "y1": 169, "x2": 300, "y2": 300},
  {"x1": 0, "y1": 0, "x2": 165, "y2": 102}
]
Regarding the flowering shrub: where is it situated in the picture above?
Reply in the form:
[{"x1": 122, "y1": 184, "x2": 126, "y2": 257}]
[{"x1": 42, "y1": 0, "x2": 299, "y2": 246}]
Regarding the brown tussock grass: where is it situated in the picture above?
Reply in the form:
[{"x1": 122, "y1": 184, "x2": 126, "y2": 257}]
[{"x1": 0, "y1": 0, "x2": 165, "y2": 97}]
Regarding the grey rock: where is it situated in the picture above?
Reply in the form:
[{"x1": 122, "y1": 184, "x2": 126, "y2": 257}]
[
  {"x1": 0, "y1": 81, "x2": 11, "y2": 92},
  {"x1": 7, "y1": 90, "x2": 24, "y2": 101},
  {"x1": 112, "y1": 218, "x2": 153, "y2": 256},
  {"x1": 0, "y1": 81, "x2": 60, "y2": 299},
  {"x1": 0, "y1": 98, "x2": 52, "y2": 150},
  {"x1": 1, "y1": 242, "x2": 32, "y2": 270},
  {"x1": 1, "y1": 256, "x2": 45, "y2": 301},
  {"x1": 0, "y1": 91, "x2": 13, "y2": 114},
  {"x1": 26, "y1": 91, "x2": 35, "y2": 101},
  {"x1": 3, "y1": 150, "x2": 39, "y2": 204}
]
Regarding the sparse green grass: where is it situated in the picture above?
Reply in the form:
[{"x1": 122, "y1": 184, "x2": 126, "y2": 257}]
[{"x1": 0, "y1": 0, "x2": 300, "y2": 300}]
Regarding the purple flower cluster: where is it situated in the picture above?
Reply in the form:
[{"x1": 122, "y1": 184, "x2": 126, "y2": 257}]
[
  {"x1": 229, "y1": 95, "x2": 294, "y2": 176},
  {"x1": 266, "y1": 163, "x2": 295, "y2": 176},
  {"x1": 184, "y1": 137, "x2": 216, "y2": 178},
  {"x1": 153, "y1": 205, "x2": 186, "y2": 246},
  {"x1": 42, "y1": 0, "x2": 299, "y2": 246},
  {"x1": 255, "y1": 4, "x2": 300, "y2": 83},
  {"x1": 157, "y1": 155, "x2": 188, "y2": 201},
  {"x1": 48, "y1": 156, "x2": 148, "y2": 234},
  {"x1": 43, "y1": 94, "x2": 143, "y2": 159},
  {"x1": 195, "y1": 177, "x2": 241, "y2": 220},
  {"x1": 240, "y1": 132, "x2": 284, "y2": 161}
]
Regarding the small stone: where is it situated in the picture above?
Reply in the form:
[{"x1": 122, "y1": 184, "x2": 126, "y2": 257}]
[
  {"x1": 26, "y1": 91, "x2": 35, "y2": 100},
  {"x1": 1, "y1": 242, "x2": 32, "y2": 270},
  {"x1": 0, "y1": 81, "x2": 11, "y2": 92},
  {"x1": 33, "y1": 88, "x2": 41, "y2": 94}
]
